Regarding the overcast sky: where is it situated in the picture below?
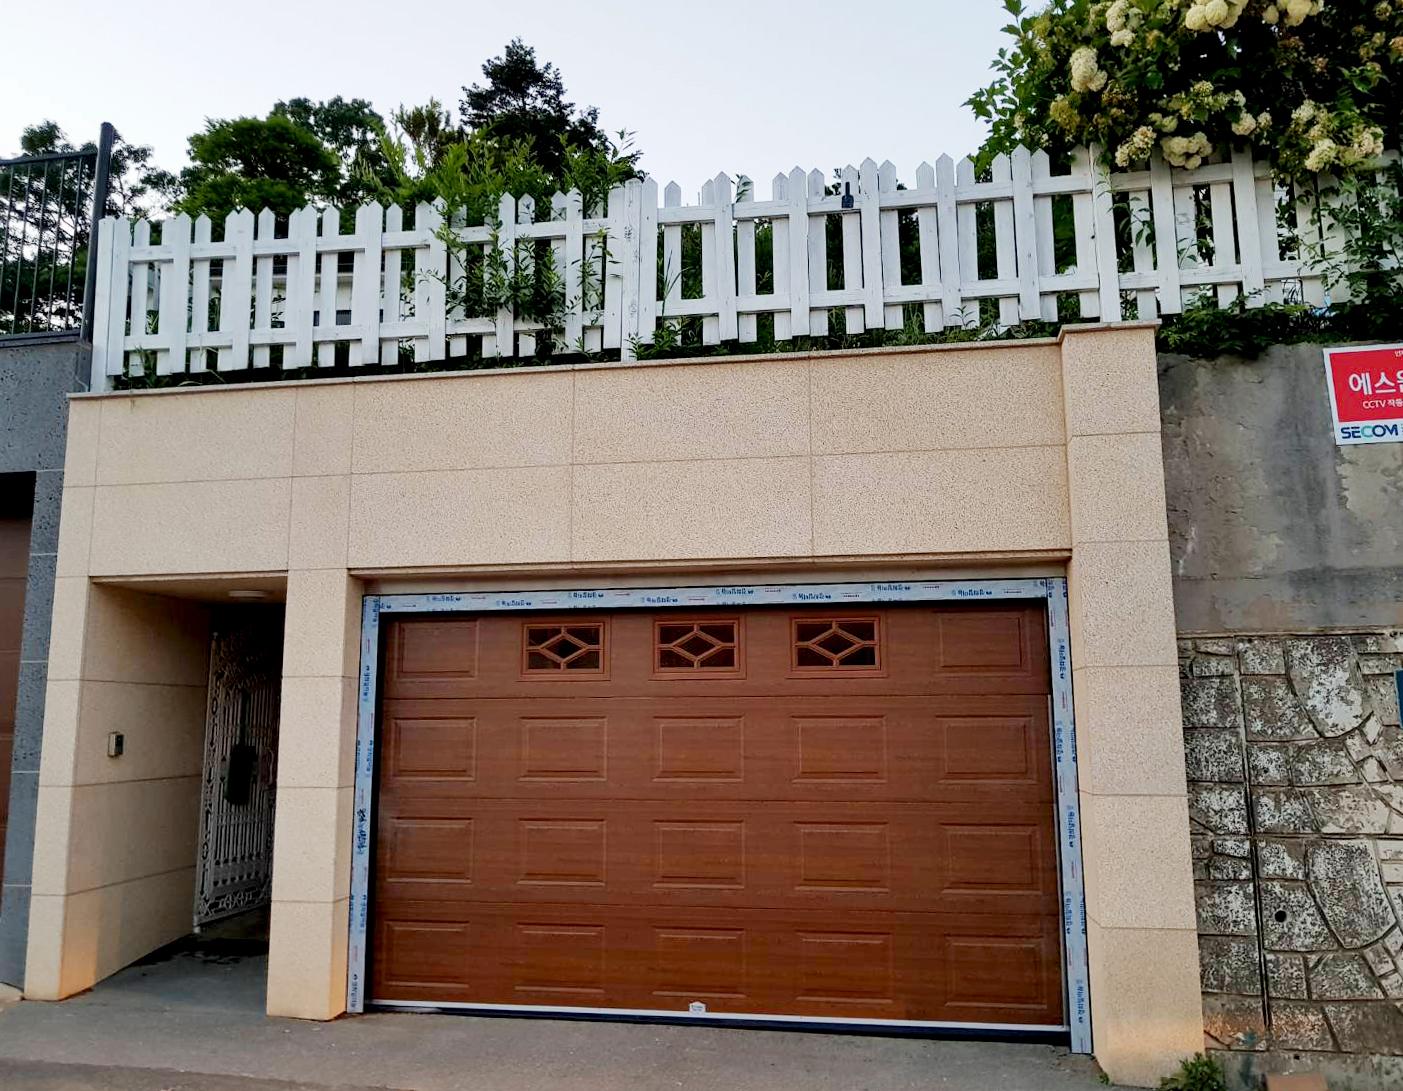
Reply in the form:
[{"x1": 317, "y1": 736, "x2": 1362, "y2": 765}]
[{"x1": 1, "y1": 0, "x2": 1009, "y2": 199}]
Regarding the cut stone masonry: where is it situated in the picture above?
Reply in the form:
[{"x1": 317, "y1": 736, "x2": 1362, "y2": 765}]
[{"x1": 1181, "y1": 633, "x2": 1403, "y2": 1059}]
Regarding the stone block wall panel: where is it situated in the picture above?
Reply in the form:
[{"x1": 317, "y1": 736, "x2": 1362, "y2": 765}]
[
  {"x1": 1180, "y1": 633, "x2": 1403, "y2": 1069},
  {"x1": 0, "y1": 340, "x2": 88, "y2": 985}
]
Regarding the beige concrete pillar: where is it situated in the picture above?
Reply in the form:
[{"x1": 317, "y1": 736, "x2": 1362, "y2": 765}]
[
  {"x1": 27, "y1": 400, "x2": 217, "y2": 1000},
  {"x1": 266, "y1": 385, "x2": 358, "y2": 1019},
  {"x1": 1060, "y1": 325, "x2": 1202, "y2": 1086}
]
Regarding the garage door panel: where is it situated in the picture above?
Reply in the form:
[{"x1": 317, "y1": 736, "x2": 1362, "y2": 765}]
[
  {"x1": 383, "y1": 607, "x2": 1051, "y2": 701},
  {"x1": 375, "y1": 799, "x2": 1057, "y2": 918},
  {"x1": 378, "y1": 697, "x2": 1054, "y2": 805},
  {"x1": 371, "y1": 903, "x2": 1063, "y2": 1024},
  {"x1": 372, "y1": 603, "x2": 1064, "y2": 1027},
  {"x1": 942, "y1": 932, "x2": 1063, "y2": 1016},
  {"x1": 382, "y1": 715, "x2": 477, "y2": 783},
  {"x1": 375, "y1": 918, "x2": 475, "y2": 991},
  {"x1": 378, "y1": 816, "x2": 474, "y2": 884}
]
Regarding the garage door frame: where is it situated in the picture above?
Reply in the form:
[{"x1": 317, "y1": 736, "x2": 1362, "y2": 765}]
[{"x1": 346, "y1": 577, "x2": 1089, "y2": 1053}]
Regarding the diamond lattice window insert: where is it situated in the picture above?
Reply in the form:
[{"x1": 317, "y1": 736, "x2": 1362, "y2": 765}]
[
  {"x1": 524, "y1": 624, "x2": 604, "y2": 671},
  {"x1": 656, "y1": 621, "x2": 738, "y2": 670},
  {"x1": 793, "y1": 618, "x2": 879, "y2": 669}
]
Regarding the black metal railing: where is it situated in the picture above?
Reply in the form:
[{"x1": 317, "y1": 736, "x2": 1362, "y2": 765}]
[{"x1": 0, "y1": 123, "x2": 113, "y2": 341}]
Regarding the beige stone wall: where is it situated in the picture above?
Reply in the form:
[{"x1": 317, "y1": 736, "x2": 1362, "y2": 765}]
[
  {"x1": 1060, "y1": 327, "x2": 1203, "y2": 1085},
  {"x1": 64, "y1": 344, "x2": 1071, "y2": 577},
  {"x1": 26, "y1": 579, "x2": 210, "y2": 998},
  {"x1": 29, "y1": 330, "x2": 1199, "y2": 1086}
]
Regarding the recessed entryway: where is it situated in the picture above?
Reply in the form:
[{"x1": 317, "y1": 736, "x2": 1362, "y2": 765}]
[{"x1": 195, "y1": 611, "x2": 283, "y2": 931}]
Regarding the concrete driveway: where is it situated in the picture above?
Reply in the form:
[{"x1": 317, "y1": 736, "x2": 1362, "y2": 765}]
[{"x1": 0, "y1": 938, "x2": 1120, "y2": 1091}]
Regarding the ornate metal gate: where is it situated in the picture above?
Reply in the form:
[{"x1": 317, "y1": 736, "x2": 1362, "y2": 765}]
[{"x1": 194, "y1": 615, "x2": 282, "y2": 928}]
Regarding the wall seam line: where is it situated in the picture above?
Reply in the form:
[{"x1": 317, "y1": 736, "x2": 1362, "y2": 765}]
[
  {"x1": 807, "y1": 359, "x2": 816, "y2": 557},
  {"x1": 47, "y1": 862, "x2": 196, "y2": 900},
  {"x1": 61, "y1": 772, "x2": 203, "y2": 787},
  {"x1": 568, "y1": 367, "x2": 576, "y2": 563},
  {"x1": 88, "y1": 440, "x2": 1089, "y2": 487}
]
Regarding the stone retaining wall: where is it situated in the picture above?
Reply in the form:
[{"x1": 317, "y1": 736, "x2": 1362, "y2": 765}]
[{"x1": 1181, "y1": 632, "x2": 1403, "y2": 1075}]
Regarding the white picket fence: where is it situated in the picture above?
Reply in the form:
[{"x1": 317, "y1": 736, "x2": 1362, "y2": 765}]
[{"x1": 88, "y1": 143, "x2": 1357, "y2": 386}]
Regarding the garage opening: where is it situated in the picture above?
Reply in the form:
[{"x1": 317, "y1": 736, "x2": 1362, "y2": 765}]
[{"x1": 366, "y1": 600, "x2": 1065, "y2": 1031}]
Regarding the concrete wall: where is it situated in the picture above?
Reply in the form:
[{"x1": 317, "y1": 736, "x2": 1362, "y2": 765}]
[
  {"x1": 31, "y1": 327, "x2": 1200, "y2": 1086},
  {"x1": 1161, "y1": 342, "x2": 1403, "y2": 1088},
  {"x1": 1161, "y1": 344, "x2": 1403, "y2": 635},
  {"x1": 0, "y1": 338, "x2": 88, "y2": 984}
]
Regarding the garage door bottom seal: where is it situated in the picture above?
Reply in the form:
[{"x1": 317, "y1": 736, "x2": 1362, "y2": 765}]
[{"x1": 368, "y1": 1000, "x2": 1069, "y2": 1043}]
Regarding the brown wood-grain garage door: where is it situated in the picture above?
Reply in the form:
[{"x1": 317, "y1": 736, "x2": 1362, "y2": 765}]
[
  {"x1": 371, "y1": 603, "x2": 1063, "y2": 1027},
  {"x1": 0, "y1": 489, "x2": 32, "y2": 886}
]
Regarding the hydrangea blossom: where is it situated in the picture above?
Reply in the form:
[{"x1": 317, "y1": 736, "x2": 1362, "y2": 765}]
[
  {"x1": 1114, "y1": 124, "x2": 1159, "y2": 165},
  {"x1": 968, "y1": 0, "x2": 1396, "y2": 180},
  {"x1": 1069, "y1": 46, "x2": 1108, "y2": 92},
  {"x1": 1162, "y1": 131, "x2": 1213, "y2": 168},
  {"x1": 1185, "y1": 0, "x2": 1248, "y2": 30}
]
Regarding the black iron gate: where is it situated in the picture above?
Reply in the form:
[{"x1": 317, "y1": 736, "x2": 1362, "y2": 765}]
[{"x1": 194, "y1": 617, "x2": 282, "y2": 928}]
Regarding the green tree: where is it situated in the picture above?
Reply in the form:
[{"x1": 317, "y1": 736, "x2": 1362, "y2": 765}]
[
  {"x1": 172, "y1": 114, "x2": 342, "y2": 221},
  {"x1": 459, "y1": 38, "x2": 639, "y2": 180},
  {"x1": 271, "y1": 96, "x2": 393, "y2": 203}
]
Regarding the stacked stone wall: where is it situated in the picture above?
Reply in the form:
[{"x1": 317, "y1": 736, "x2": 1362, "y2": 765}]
[{"x1": 1181, "y1": 632, "x2": 1403, "y2": 1079}]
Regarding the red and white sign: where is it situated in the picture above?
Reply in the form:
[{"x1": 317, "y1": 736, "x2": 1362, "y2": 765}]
[{"x1": 1323, "y1": 343, "x2": 1403, "y2": 445}]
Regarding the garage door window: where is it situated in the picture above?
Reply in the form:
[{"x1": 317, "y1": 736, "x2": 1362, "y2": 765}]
[
  {"x1": 792, "y1": 617, "x2": 880, "y2": 670},
  {"x1": 523, "y1": 622, "x2": 606, "y2": 673},
  {"x1": 655, "y1": 619, "x2": 740, "y2": 672}
]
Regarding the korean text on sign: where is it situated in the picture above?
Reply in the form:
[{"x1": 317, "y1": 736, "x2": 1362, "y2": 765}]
[{"x1": 1323, "y1": 343, "x2": 1403, "y2": 445}]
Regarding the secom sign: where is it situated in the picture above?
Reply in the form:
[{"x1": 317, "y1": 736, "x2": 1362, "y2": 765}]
[{"x1": 1324, "y1": 343, "x2": 1403, "y2": 446}]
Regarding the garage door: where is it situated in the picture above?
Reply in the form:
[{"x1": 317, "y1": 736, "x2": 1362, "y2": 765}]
[
  {"x1": 371, "y1": 603, "x2": 1063, "y2": 1027},
  {"x1": 0, "y1": 495, "x2": 31, "y2": 886}
]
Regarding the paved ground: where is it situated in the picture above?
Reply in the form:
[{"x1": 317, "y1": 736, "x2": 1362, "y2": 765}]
[
  {"x1": 0, "y1": 1060, "x2": 389, "y2": 1091},
  {"x1": 0, "y1": 929, "x2": 1120, "y2": 1091}
]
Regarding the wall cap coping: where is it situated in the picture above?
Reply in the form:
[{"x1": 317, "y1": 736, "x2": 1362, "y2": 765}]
[
  {"x1": 1057, "y1": 320, "x2": 1160, "y2": 341},
  {"x1": 69, "y1": 326, "x2": 1157, "y2": 404}
]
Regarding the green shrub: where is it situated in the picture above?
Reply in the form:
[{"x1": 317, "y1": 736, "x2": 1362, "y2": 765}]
[{"x1": 1159, "y1": 1053, "x2": 1229, "y2": 1091}]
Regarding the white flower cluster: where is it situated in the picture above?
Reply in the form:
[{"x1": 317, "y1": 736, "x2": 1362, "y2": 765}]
[
  {"x1": 1291, "y1": 100, "x2": 1385, "y2": 171},
  {"x1": 1114, "y1": 125, "x2": 1159, "y2": 166},
  {"x1": 1262, "y1": 0, "x2": 1322, "y2": 26},
  {"x1": 1106, "y1": 0, "x2": 1144, "y2": 46},
  {"x1": 1303, "y1": 139, "x2": 1337, "y2": 170},
  {"x1": 1184, "y1": 0, "x2": 1247, "y2": 30},
  {"x1": 1161, "y1": 131, "x2": 1213, "y2": 168},
  {"x1": 1232, "y1": 111, "x2": 1272, "y2": 136},
  {"x1": 1070, "y1": 46, "x2": 1108, "y2": 92}
]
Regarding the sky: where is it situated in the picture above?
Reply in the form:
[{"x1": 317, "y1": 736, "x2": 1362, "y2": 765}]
[{"x1": 1, "y1": 0, "x2": 1010, "y2": 200}]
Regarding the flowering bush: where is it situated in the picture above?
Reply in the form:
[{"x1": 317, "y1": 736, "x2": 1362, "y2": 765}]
[{"x1": 968, "y1": 0, "x2": 1400, "y2": 177}]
